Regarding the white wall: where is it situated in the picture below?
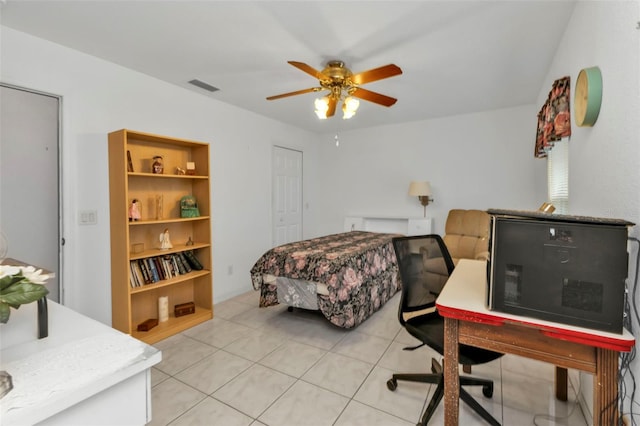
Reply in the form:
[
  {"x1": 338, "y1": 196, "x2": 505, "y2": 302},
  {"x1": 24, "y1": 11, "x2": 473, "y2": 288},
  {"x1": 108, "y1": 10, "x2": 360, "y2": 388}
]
[
  {"x1": 536, "y1": 0, "x2": 640, "y2": 420},
  {"x1": 312, "y1": 104, "x2": 544, "y2": 237},
  {"x1": 0, "y1": 26, "x2": 321, "y2": 323}
]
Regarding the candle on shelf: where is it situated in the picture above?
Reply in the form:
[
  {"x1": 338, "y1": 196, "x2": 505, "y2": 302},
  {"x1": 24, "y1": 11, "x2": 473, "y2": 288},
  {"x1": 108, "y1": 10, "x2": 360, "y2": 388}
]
[{"x1": 158, "y1": 296, "x2": 169, "y2": 322}]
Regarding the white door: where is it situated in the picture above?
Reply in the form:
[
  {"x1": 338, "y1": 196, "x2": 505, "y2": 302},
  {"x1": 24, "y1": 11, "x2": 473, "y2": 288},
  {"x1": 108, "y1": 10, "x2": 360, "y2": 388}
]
[
  {"x1": 0, "y1": 85, "x2": 62, "y2": 302},
  {"x1": 272, "y1": 146, "x2": 302, "y2": 246}
]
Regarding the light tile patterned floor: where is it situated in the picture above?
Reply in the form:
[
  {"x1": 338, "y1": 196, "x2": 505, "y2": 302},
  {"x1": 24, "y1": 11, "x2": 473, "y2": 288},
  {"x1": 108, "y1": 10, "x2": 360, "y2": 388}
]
[{"x1": 147, "y1": 290, "x2": 588, "y2": 425}]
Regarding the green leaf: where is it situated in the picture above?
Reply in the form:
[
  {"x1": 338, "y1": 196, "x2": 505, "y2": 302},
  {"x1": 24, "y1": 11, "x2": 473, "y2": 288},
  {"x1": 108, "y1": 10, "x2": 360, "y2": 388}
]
[
  {"x1": 0, "y1": 282, "x2": 48, "y2": 306},
  {"x1": 0, "y1": 302, "x2": 10, "y2": 324},
  {"x1": 0, "y1": 275, "x2": 25, "y2": 292}
]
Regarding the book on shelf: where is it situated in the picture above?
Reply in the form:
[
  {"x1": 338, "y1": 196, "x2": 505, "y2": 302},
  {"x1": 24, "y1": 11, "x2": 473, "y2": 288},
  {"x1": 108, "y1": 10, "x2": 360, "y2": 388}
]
[
  {"x1": 134, "y1": 262, "x2": 144, "y2": 286},
  {"x1": 171, "y1": 255, "x2": 184, "y2": 275},
  {"x1": 153, "y1": 257, "x2": 166, "y2": 281},
  {"x1": 129, "y1": 264, "x2": 137, "y2": 288},
  {"x1": 129, "y1": 261, "x2": 145, "y2": 288},
  {"x1": 177, "y1": 252, "x2": 193, "y2": 273},
  {"x1": 183, "y1": 250, "x2": 204, "y2": 270},
  {"x1": 129, "y1": 252, "x2": 205, "y2": 287},
  {"x1": 162, "y1": 255, "x2": 175, "y2": 279},
  {"x1": 138, "y1": 259, "x2": 152, "y2": 284},
  {"x1": 146, "y1": 258, "x2": 160, "y2": 282}
]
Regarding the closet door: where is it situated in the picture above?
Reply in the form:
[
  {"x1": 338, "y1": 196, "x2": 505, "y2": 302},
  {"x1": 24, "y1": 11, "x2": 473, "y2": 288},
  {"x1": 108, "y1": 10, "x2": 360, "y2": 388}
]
[
  {"x1": 272, "y1": 146, "x2": 303, "y2": 246},
  {"x1": 0, "y1": 85, "x2": 61, "y2": 302}
]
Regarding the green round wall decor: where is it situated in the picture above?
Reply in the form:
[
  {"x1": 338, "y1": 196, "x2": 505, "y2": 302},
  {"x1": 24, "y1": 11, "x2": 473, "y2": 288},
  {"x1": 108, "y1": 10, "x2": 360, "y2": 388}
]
[{"x1": 574, "y1": 66, "x2": 602, "y2": 127}]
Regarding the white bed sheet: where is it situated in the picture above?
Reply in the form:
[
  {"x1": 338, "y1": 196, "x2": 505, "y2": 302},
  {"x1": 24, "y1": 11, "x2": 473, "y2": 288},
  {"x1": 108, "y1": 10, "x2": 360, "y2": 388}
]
[{"x1": 263, "y1": 274, "x2": 329, "y2": 310}]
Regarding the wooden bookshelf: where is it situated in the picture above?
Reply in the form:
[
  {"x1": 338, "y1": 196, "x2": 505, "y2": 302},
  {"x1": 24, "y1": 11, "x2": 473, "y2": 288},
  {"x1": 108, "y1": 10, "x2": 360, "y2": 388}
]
[{"x1": 108, "y1": 129, "x2": 213, "y2": 344}]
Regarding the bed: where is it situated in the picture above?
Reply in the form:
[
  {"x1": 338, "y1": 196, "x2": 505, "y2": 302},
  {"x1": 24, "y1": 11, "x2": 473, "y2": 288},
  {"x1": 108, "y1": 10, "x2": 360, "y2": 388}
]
[{"x1": 250, "y1": 231, "x2": 401, "y2": 328}]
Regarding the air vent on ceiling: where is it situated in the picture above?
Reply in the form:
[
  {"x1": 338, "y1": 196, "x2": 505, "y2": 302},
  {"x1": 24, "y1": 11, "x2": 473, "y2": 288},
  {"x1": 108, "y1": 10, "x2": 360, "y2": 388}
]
[{"x1": 188, "y1": 79, "x2": 219, "y2": 93}]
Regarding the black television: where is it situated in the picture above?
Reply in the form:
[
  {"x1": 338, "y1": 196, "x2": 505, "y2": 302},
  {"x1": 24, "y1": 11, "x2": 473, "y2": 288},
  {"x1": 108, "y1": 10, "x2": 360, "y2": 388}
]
[{"x1": 486, "y1": 209, "x2": 634, "y2": 334}]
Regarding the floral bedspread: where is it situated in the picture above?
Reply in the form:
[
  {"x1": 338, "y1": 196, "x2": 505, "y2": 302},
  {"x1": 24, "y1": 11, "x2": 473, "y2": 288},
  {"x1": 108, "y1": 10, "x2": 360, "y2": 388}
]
[{"x1": 250, "y1": 231, "x2": 400, "y2": 328}]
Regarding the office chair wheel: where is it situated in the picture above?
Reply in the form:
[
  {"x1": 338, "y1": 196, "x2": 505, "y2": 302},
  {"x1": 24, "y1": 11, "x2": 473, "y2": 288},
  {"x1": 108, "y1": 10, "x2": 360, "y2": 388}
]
[
  {"x1": 387, "y1": 378, "x2": 397, "y2": 391},
  {"x1": 482, "y1": 383, "x2": 493, "y2": 398}
]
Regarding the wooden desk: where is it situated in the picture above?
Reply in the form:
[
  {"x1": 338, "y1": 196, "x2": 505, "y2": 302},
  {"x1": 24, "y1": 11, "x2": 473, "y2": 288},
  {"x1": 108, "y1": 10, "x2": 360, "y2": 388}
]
[{"x1": 436, "y1": 259, "x2": 635, "y2": 426}]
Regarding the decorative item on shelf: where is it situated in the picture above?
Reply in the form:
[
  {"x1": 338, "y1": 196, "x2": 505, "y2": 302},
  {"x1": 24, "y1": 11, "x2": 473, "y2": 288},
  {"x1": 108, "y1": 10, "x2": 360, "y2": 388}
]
[
  {"x1": 129, "y1": 199, "x2": 141, "y2": 221},
  {"x1": 158, "y1": 296, "x2": 169, "y2": 322},
  {"x1": 186, "y1": 162, "x2": 196, "y2": 175},
  {"x1": 159, "y1": 229, "x2": 172, "y2": 250},
  {"x1": 408, "y1": 181, "x2": 434, "y2": 217},
  {"x1": 186, "y1": 236, "x2": 194, "y2": 246},
  {"x1": 137, "y1": 318, "x2": 158, "y2": 331},
  {"x1": 176, "y1": 166, "x2": 186, "y2": 175},
  {"x1": 126, "y1": 150, "x2": 134, "y2": 173},
  {"x1": 152, "y1": 155, "x2": 164, "y2": 174},
  {"x1": 131, "y1": 243, "x2": 144, "y2": 254},
  {"x1": 180, "y1": 195, "x2": 200, "y2": 218},
  {"x1": 174, "y1": 301, "x2": 195, "y2": 317},
  {"x1": 155, "y1": 194, "x2": 164, "y2": 220}
]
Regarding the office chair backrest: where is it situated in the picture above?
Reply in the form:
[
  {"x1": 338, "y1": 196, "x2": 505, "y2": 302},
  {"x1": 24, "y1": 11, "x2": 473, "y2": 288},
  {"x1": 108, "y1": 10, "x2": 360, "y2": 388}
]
[{"x1": 392, "y1": 235, "x2": 455, "y2": 326}]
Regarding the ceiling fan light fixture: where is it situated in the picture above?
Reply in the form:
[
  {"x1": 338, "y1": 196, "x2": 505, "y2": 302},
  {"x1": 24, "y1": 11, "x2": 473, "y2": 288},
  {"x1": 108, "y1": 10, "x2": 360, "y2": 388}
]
[
  {"x1": 342, "y1": 96, "x2": 359, "y2": 119},
  {"x1": 267, "y1": 60, "x2": 402, "y2": 120},
  {"x1": 314, "y1": 96, "x2": 329, "y2": 119}
]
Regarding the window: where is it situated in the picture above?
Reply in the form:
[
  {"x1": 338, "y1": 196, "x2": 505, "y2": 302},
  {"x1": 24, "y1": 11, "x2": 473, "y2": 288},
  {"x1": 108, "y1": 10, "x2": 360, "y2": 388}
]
[{"x1": 547, "y1": 139, "x2": 568, "y2": 214}]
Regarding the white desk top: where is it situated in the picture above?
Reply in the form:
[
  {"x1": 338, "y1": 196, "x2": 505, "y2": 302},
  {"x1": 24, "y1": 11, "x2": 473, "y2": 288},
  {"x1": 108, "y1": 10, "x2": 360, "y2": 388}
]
[
  {"x1": 436, "y1": 259, "x2": 635, "y2": 351},
  {"x1": 0, "y1": 300, "x2": 161, "y2": 425}
]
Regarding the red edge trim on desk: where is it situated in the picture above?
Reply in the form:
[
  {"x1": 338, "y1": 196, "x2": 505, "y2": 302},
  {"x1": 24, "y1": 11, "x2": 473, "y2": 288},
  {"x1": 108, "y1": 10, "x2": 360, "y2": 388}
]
[{"x1": 436, "y1": 304, "x2": 635, "y2": 353}]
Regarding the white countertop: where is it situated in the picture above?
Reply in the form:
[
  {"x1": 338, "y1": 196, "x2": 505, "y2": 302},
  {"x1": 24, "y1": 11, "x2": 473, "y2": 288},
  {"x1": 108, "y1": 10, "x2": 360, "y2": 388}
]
[{"x1": 0, "y1": 300, "x2": 161, "y2": 425}]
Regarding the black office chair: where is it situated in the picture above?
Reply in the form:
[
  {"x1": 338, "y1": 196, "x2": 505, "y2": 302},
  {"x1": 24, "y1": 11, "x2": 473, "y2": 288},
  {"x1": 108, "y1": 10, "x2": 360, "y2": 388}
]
[{"x1": 387, "y1": 234, "x2": 503, "y2": 426}]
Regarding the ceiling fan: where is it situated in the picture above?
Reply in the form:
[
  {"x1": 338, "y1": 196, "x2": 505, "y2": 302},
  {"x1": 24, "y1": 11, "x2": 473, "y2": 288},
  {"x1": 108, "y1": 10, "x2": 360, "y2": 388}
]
[{"x1": 266, "y1": 60, "x2": 402, "y2": 119}]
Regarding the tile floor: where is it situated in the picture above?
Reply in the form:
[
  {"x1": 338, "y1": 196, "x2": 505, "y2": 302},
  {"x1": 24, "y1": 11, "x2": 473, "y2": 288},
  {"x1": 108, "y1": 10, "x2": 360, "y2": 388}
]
[{"x1": 147, "y1": 290, "x2": 588, "y2": 426}]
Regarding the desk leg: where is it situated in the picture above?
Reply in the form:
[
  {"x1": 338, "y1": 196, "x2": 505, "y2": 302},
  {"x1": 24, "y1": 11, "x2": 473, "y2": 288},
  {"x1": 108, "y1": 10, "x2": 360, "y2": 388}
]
[
  {"x1": 594, "y1": 348, "x2": 618, "y2": 426},
  {"x1": 555, "y1": 367, "x2": 568, "y2": 401},
  {"x1": 443, "y1": 317, "x2": 459, "y2": 426}
]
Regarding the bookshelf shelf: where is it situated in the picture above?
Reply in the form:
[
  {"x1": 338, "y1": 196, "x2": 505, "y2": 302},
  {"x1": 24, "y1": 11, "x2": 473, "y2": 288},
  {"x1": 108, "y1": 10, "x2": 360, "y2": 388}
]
[
  {"x1": 130, "y1": 270, "x2": 211, "y2": 294},
  {"x1": 130, "y1": 305, "x2": 212, "y2": 342},
  {"x1": 129, "y1": 243, "x2": 210, "y2": 260},
  {"x1": 128, "y1": 172, "x2": 208, "y2": 180},
  {"x1": 129, "y1": 216, "x2": 210, "y2": 226},
  {"x1": 108, "y1": 129, "x2": 213, "y2": 344}
]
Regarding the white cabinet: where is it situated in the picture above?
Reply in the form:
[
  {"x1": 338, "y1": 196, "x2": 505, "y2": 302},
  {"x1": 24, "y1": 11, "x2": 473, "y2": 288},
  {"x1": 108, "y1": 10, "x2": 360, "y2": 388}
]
[
  {"x1": 0, "y1": 300, "x2": 161, "y2": 425},
  {"x1": 344, "y1": 216, "x2": 432, "y2": 236}
]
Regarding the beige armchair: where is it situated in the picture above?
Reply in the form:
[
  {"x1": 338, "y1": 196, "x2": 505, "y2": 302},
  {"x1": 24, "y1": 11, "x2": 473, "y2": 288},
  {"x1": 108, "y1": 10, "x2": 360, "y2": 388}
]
[{"x1": 443, "y1": 209, "x2": 491, "y2": 266}]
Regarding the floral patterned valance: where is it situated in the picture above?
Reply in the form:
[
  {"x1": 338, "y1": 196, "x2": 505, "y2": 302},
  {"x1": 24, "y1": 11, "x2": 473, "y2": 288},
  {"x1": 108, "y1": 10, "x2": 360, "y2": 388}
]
[{"x1": 535, "y1": 76, "x2": 571, "y2": 158}]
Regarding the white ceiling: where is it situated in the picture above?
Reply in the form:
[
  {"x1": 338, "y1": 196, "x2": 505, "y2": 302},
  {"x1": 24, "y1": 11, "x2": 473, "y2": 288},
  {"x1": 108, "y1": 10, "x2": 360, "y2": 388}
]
[{"x1": 0, "y1": 0, "x2": 577, "y2": 134}]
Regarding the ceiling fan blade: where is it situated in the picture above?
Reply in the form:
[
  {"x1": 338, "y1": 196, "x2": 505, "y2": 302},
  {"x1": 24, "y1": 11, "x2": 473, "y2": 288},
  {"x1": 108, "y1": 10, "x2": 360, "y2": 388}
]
[
  {"x1": 351, "y1": 87, "x2": 398, "y2": 107},
  {"x1": 288, "y1": 61, "x2": 324, "y2": 79},
  {"x1": 351, "y1": 64, "x2": 403, "y2": 85},
  {"x1": 326, "y1": 97, "x2": 337, "y2": 117},
  {"x1": 266, "y1": 87, "x2": 322, "y2": 100}
]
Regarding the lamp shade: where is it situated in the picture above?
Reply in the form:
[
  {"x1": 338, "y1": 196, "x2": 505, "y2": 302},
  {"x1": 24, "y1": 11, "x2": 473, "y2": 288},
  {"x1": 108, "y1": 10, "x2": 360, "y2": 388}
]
[
  {"x1": 314, "y1": 97, "x2": 329, "y2": 119},
  {"x1": 408, "y1": 181, "x2": 432, "y2": 196}
]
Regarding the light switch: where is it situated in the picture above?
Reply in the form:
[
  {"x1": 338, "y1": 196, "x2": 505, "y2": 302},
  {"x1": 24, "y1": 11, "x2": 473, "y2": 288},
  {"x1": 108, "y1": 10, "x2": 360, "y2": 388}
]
[{"x1": 79, "y1": 210, "x2": 97, "y2": 225}]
